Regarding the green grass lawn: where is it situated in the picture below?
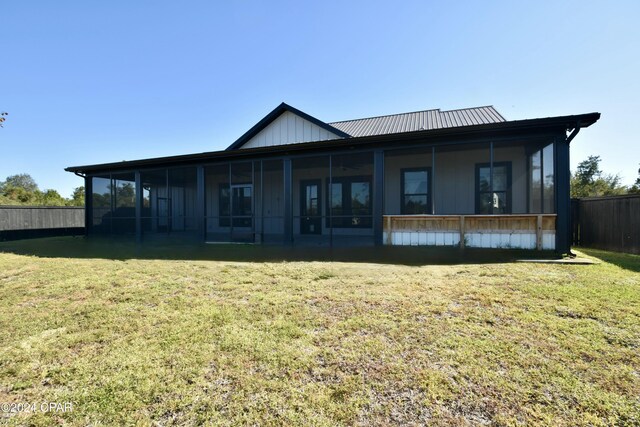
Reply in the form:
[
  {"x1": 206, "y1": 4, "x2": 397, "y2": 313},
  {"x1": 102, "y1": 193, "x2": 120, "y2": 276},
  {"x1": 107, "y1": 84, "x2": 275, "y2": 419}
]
[{"x1": 0, "y1": 238, "x2": 638, "y2": 426}]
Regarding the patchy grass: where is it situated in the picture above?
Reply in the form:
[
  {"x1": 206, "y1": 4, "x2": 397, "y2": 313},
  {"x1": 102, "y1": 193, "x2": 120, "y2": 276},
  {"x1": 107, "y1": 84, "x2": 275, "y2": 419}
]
[{"x1": 0, "y1": 238, "x2": 638, "y2": 426}]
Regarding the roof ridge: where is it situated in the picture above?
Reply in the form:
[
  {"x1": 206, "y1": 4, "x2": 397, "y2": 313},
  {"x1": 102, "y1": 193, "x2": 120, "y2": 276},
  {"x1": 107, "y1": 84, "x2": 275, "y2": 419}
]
[
  {"x1": 447, "y1": 105, "x2": 506, "y2": 121},
  {"x1": 329, "y1": 108, "x2": 441, "y2": 124},
  {"x1": 329, "y1": 105, "x2": 501, "y2": 124},
  {"x1": 440, "y1": 105, "x2": 497, "y2": 113}
]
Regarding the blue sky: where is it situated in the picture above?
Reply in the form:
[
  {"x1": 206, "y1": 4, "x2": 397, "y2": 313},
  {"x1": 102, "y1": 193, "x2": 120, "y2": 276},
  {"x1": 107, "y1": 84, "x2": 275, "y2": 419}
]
[{"x1": 1, "y1": 1, "x2": 638, "y2": 197}]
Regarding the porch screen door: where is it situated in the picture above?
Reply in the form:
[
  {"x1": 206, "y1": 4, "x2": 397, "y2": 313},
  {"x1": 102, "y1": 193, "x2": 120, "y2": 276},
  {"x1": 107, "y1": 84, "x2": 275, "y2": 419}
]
[
  {"x1": 231, "y1": 185, "x2": 252, "y2": 228},
  {"x1": 157, "y1": 197, "x2": 170, "y2": 232}
]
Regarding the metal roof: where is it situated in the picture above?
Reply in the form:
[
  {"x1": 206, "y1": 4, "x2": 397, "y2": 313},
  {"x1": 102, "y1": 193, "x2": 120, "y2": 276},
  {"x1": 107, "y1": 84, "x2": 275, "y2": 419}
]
[
  {"x1": 65, "y1": 111, "x2": 601, "y2": 174},
  {"x1": 329, "y1": 106, "x2": 505, "y2": 137}
]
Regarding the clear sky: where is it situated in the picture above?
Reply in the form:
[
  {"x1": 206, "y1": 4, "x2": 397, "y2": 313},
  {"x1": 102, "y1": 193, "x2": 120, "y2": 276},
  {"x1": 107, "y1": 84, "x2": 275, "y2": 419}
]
[{"x1": 1, "y1": 1, "x2": 638, "y2": 197}]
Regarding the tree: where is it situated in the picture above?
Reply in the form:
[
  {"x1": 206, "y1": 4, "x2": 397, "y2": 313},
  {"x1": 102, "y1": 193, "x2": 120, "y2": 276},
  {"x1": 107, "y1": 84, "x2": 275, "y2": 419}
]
[
  {"x1": 573, "y1": 155, "x2": 601, "y2": 187},
  {"x1": 0, "y1": 174, "x2": 87, "y2": 207},
  {"x1": 69, "y1": 186, "x2": 85, "y2": 206},
  {"x1": 38, "y1": 189, "x2": 67, "y2": 206},
  {"x1": 2, "y1": 186, "x2": 39, "y2": 204},
  {"x1": 629, "y1": 165, "x2": 640, "y2": 194},
  {"x1": 0, "y1": 173, "x2": 39, "y2": 193},
  {"x1": 115, "y1": 183, "x2": 135, "y2": 207},
  {"x1": 570, "y1": 155, "x2": 627, "y2": 198}
]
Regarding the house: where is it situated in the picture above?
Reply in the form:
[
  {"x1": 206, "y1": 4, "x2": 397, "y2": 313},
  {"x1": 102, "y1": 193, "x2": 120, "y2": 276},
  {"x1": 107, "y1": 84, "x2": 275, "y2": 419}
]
[{"x1": 66, "y1": 103, "x2": 600, "y2": 253}]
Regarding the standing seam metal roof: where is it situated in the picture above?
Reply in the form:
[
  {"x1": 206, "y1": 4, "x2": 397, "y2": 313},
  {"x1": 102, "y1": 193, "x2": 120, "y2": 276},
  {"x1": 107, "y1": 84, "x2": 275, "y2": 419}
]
[{"x1": 329, "y1": 106, "x2": 506, "y2": 137}]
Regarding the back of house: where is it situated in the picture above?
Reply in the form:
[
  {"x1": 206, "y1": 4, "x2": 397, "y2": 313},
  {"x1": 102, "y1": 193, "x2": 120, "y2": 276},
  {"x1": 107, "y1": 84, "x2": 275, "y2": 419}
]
[{"x1": 66, "y1": 102, "x2": 600, "y2": 254}]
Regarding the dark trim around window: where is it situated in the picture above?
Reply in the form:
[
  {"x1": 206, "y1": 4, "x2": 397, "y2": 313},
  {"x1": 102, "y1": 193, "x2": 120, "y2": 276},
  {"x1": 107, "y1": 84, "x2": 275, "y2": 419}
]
[
  {"x1": 400, "y1": 167, "x2": 432, "y2": 215},
  {"x1": 325, "y1": 175, "x2": 372, "y2": 228},
  {"x1": 475, "y1": 162, "x2": 512, "y2": 214}
]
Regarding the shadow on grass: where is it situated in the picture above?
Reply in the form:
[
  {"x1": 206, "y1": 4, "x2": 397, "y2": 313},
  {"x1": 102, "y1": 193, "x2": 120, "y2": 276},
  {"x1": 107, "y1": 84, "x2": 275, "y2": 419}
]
[
  {"x1": 0, "y1": 236, "x2": 561, "y2": 266},
  {"x1": 578, "y1": 247, "x2": 640, "y2": 273}
]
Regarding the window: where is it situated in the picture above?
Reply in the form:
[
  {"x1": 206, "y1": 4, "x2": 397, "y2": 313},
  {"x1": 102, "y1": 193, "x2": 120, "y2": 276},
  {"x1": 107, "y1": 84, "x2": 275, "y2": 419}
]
[
  {"x1": 91, "y1": 176, "x2": 112, "y2": 234},
  {"x1": 476, "y1": 162, "x2": 511, "y2": 214},
  {"x1": 527, "y1": 143, "x2": 555, "y2": 213},
  {"x1": 542, "y1": 143, "x2": 554, "y2": 213},
  {"x1": 401, "y1": 168, "x2": 431, "y2": 214},
  {"x1": 326, "y1": 176, "x2": 372, "y2": 228},
  {"x1": 529, "y1": 150, "x2": 542, "y2": 212},
  {"x1": 219, "y1": 183, "x2": 252, "y2": 227}
]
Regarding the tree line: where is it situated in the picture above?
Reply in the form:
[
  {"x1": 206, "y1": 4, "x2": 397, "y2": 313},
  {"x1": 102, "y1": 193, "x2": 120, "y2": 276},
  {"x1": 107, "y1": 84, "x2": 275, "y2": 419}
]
[
  {"x1": 571, "y1": 156, "x2": 640, "y2": 198},
  {"x1": 0, "y1": 174, "x2": 84, "y2": 206}
]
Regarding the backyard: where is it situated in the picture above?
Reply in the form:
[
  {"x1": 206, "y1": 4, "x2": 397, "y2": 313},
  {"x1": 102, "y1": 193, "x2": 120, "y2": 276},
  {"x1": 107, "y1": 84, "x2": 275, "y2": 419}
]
[{"x1": 0, "y1": 238, "x2": 638, "y2": 426}]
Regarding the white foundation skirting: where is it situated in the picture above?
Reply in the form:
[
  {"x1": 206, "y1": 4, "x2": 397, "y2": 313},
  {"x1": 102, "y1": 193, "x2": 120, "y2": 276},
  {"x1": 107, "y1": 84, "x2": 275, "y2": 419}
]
[{"x1": 383, "y1": 231, "x2": 556, "y2": 250}]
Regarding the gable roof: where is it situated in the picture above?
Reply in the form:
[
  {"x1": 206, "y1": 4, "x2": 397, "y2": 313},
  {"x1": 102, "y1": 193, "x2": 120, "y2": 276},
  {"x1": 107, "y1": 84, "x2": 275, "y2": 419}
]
[
  {"x1": 329, "y1": 106, "x2": 505, "y2": 137},
  {"x1": 228, "y1": 104, "x2": 507, "y2": 151},
  {"x1": 226, "y1": 102, "x2": 351, "y2": 150}
]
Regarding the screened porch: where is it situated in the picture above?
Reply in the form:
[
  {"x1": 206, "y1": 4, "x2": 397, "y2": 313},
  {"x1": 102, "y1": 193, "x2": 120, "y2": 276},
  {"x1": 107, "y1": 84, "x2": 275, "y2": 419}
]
[{"x1": 87, "y1": 137, "x2": 562, "y2": 250}]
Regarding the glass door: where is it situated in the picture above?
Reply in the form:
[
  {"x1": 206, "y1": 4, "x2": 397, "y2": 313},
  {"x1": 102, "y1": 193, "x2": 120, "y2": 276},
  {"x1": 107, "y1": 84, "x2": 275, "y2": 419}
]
[
  {"x1": 231, "y1": 184, "x2": 252, "y2": 228},
  {"x1": 300, "y1": 180, "x2": 321, "y2": 234}
]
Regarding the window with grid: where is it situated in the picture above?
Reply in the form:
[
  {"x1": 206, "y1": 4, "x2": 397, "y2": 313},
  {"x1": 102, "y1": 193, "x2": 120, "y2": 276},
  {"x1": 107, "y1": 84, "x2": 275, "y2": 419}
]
[{"x1": 401, "y1": 168, "x2": 430, "y2": 214}]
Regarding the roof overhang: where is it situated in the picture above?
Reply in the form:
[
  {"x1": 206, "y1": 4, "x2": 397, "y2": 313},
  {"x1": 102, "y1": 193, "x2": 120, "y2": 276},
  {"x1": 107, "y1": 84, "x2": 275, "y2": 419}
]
[{"x1": 66, "y1": 112, "x2": 600, "y2": 175}]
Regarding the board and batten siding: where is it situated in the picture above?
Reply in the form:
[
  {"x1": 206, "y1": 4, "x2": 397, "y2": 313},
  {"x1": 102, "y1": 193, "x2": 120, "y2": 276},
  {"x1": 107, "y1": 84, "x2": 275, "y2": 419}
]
[
  {"x1": 384, "y1": 146, "x2": 528, "y2": 215},
  {"x1": 240, "y1": 111, "x2": 343, "y2": 149}
]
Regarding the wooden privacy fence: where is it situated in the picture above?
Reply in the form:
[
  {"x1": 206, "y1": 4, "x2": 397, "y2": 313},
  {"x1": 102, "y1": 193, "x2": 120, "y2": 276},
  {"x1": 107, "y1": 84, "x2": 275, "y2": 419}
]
[
  {"x1": 383, "y1": 214, "x2": 556, "y2": 250},
  {"x1": 0, "y1": 206, "x2": 85, "y2": 241},
  {"x1": 571, "y1": 195, "x2": 640, "y2": 254}
]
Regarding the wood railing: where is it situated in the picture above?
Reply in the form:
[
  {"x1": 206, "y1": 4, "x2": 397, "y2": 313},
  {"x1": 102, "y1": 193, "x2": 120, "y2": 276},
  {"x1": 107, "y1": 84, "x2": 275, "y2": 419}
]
[{"x1": 383, "y1": 214, "x2": 556, "y2": 250}]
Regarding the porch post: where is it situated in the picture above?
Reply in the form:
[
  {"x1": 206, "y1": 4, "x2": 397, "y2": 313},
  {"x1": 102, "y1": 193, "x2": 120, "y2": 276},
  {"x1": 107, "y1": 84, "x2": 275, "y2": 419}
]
[
  {"x1": 251, "y1": 161, "x2": 255, "y2": 243},
  {"x1": 228, "y1": 164, "x2": 233, "y2": 240},
  {"x1": 165, "y1": 169, "x2": 169, "y2": 236},
  {"x1": 489, "y1": 142, "x2": 494, "y2": 214},
  {"x1": 135, "y1": 171, "x2": 142, "y2": 243},
  {"x1": 84, "y1": 175, "x2": 92, "y2": 237},
  {"x1": 260, "y1": 160, "x2": 264, "y2": 244},
  {"x1": 373, "y1": 150, "x2": 384, "y2": 246},
  {"x1": 555, "y1": 137, "x2": 571, "y2": 254},
  {"x1": 329, "y1": 155, "x2": 333, "y2": 247},
  {"x1": 108, "y1": 173, "x2": 114, "y2": 236},
  {"x1": 283, "y1": 158, "x2": 293, "y2": 244},
  {"x1": 431, "y1": 146, "x2": 436, "y2": 214},
  {"x1": 196, "y1": 165, "x2": 205, "y2": 242}
]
